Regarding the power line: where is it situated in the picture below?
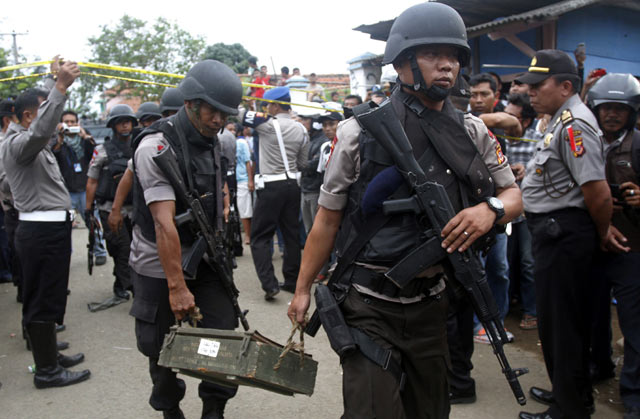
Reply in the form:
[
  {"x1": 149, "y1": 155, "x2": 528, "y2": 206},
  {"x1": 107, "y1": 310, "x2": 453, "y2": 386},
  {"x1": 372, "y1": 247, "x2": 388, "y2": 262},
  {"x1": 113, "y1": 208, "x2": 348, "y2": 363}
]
[{"x1": 0, "y1": 31, "x2": 29, "y2": 65}]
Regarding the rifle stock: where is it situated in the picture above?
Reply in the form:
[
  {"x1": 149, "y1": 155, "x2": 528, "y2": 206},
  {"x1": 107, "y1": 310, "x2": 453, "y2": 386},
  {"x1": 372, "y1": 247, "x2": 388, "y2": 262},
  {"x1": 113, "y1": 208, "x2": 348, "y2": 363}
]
[
  {"x1": 153, "y1": 148, "x2": 250, "y2": 331},
  {"x1": 355, "y1": 100, "x2": 528, "y2": 405}
]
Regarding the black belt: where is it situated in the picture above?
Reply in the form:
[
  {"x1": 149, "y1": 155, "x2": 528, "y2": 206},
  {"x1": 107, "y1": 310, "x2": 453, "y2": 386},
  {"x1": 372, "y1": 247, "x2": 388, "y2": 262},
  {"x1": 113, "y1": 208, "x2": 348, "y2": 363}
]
[
  {"x1": 350, "y1": 265, "x2": 443, "y2": 299},
  {"x1": 525, "y1": 207, "x2": 588, "y2": 220}
]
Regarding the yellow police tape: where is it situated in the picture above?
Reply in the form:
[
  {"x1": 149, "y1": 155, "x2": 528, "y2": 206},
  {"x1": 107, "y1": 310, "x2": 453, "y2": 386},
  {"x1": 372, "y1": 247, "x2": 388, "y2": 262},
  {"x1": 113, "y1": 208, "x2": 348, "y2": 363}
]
[
  {"x1": 0, "y1": 67, "x2": 343, "y2": 114},
  {"x1": 494, "y1": 133, "x2": 539, "y2": 143},
  {"x1": 0, "y1": 60, "x2": 349, "y2": 94}
]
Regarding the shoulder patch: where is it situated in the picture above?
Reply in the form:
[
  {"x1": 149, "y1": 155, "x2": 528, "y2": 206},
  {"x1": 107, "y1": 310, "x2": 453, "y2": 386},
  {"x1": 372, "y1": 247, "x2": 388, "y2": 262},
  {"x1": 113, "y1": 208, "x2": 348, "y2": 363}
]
[
  {"x1": 565, "y1": 125, "x2": 585, "y2": 157},
  {"x1": 495, "y1": 141, "x2": 506, "y2": 164}
]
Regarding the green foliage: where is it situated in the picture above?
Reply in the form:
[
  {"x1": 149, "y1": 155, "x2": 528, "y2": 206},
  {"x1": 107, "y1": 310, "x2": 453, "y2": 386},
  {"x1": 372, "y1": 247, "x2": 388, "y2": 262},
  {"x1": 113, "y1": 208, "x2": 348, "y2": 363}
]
[
  {"x1": 202, "y1": 43, "x2": 253, "y2": 74},
  {"x1": 0, "y1": 47, "x2": 43, "y2": 100},
  {"x1": 78, "y1": 15, "x2": 206, "y2": 111}
]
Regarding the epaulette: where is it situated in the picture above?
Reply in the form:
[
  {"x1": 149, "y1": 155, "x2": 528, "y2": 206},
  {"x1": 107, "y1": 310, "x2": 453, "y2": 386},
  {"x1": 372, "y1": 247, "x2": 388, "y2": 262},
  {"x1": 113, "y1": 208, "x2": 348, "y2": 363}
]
[{"x1": 561, "y1": 109, "x2": 573, "y2": 125}]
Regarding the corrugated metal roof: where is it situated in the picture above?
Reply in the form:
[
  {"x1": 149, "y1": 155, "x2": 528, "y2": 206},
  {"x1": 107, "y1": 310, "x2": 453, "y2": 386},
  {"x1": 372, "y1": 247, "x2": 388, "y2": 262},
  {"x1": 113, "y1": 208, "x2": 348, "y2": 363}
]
[
  {"x1": 354, "y1": 0, "x2": 635, "y2": 41},
  {"x1": 467, "y1": 0, "x2": 603, "y2": 37}
]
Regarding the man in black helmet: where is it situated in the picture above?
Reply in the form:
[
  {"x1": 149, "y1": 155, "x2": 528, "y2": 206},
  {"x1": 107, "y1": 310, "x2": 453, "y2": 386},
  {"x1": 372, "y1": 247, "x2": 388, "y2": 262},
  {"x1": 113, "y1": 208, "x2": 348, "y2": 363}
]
[
  {"x1": 137, "y1": 102, "x2": 162, "y2": 128},
  {"x1": 288, "y1": 3, "x2": 522, "y2": 418},
  {"x1": 86, "y1": 104, "x2": 138, "y2": 300},
  {"x1": 129, "y1": 59, "x2": 241, "y2": 419},
  {"x1": 160, "y1": 87, "x2": 184, "y2": 118},
  {"x1": 586, "y1": 73, "x2": 640, "y2": 419}
]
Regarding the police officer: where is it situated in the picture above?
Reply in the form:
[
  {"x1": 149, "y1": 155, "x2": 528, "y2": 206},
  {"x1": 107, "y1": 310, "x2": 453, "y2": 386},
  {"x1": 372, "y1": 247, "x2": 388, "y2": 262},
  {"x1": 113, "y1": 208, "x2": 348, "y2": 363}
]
[
  {"x1": 130, "y1": 59, "x2": 241, "y2": 419},
  {"x1": 517, "y1": 50, "x2": 620, "y2": 419},
  {"x1": 0, "y1": 58, "x2": 90, "y2": 388},
  {"x1": 586, "y1": 73, "x2": 640, "y2": 419},
  {"x1": 160, "y1": 87, "x2": 184, "y2": 118},
  {"x1": 289, "y1": 3, "x2": 521, "y2": 417},
  {"x1": 242, "y1": 86, "x2": 309, "y2": 300},
  {"x1": 86, "y1": 104, "x2": 137, "y2": 300},
  {"x1": 137, "y1": 101, "x2": 162, "y2": 128}
]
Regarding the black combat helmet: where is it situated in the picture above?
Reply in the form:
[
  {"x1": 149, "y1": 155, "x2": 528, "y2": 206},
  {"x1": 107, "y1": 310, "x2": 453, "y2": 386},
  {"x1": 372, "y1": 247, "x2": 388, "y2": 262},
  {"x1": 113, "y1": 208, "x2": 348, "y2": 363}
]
[
  {"x1": 587, "y1": 73, "x2": 640, "y2": 130},
  {"x1": 383, "y1": 2, "x2": 470, "y2": 66},
  {"x1": 179, "y1": 60, "x2": 242, "y2": 116},
  {"x1": 160, "y1": 87, "x2": 184, "y2": 113},
  {"x1": 106, "y1": 104, "x2": 138, "y2": 128},
  {"x1": 136, "y1": 102, "x2": 162, "y2": 121},
  {"x1": 382, "y1": 2, "x2": 470, "y2": 102}
]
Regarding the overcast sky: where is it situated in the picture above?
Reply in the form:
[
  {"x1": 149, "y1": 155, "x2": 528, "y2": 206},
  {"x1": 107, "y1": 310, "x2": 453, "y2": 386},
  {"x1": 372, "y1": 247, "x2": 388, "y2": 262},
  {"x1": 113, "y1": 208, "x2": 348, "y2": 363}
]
[{"x1": 1, "y1": 0, "x2": 424, "y2": 75}]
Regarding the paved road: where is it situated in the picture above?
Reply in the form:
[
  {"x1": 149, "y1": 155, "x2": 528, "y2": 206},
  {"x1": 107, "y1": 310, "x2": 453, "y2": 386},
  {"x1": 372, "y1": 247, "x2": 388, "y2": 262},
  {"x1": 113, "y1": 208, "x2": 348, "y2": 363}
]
[{"x1": 0, "y1": 228, "x2": 622, "y2": 418}]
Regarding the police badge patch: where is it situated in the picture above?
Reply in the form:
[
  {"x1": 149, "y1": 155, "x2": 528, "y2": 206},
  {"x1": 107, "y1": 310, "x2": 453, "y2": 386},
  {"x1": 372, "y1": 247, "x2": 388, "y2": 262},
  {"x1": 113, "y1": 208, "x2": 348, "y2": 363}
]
[{"x1": 565, "y1": 126, "x2": 585, "y2": 157}]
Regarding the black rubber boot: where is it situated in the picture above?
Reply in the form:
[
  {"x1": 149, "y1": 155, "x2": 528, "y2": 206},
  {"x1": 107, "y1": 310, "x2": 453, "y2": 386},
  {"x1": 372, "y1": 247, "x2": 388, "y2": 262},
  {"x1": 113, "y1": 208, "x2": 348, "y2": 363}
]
[
  {"x1": 163, "y1": 406, "x2": 185, "y2": 419},
  {"x1": 26, "y1": 321, "x2": 91, "y2": 389},
  {"x1": 202, "y1": 399, "x2": 227, "y2": 419},
  {"x1": 57, "y1": 352, "x2": 85, "y2": 368}
]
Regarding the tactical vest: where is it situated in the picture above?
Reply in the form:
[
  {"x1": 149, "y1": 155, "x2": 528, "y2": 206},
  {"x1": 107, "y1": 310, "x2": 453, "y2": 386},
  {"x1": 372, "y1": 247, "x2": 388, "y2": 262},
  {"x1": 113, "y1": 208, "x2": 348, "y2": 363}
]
[
  {"x1": 132, "y1": 113, "x2": 221, "y2": 246},
  {"x1": 95, "y1": 136, "x2": 133, "y2": 204},
  {"x1": 606, "y1": 129, "x2": 640, "y2": 251},
  {"x1": 334, "y1": 91, "x2": 495, "y2": 266}
]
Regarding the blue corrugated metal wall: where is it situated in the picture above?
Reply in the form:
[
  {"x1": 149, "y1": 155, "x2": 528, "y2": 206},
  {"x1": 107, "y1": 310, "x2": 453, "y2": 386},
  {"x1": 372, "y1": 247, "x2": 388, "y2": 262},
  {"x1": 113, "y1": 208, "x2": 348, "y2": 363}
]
[{"x1": 472, "y1": 5, "x2": 640, "y2": 77}]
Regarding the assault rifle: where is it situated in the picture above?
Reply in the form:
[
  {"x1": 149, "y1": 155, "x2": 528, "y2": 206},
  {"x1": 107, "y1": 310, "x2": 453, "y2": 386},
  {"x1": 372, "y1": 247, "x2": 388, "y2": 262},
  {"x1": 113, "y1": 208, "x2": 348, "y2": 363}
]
[
  {"x1": 352, "y1": 100, "x2": 528, "y2": 405},
  {"x1": 86, "y1": 210, "x2": 101, "y2": 275},
  {"x1": 153, "y1": 148, "x2": 250, "y2": 331}
]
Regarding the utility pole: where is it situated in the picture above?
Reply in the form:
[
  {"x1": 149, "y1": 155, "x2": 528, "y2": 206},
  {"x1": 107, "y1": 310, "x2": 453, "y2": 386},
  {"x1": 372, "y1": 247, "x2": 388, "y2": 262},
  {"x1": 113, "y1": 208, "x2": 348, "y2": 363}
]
[{"x1": 0, "y1": 31, "x2": 29, "y2": 64}]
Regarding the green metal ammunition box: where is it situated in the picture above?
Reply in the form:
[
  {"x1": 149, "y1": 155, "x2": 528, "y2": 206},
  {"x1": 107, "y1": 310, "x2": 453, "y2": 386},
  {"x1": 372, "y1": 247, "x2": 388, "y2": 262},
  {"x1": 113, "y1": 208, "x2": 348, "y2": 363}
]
[{"x1": 158, "y1": 326, "x2": 317, "y2": 396}]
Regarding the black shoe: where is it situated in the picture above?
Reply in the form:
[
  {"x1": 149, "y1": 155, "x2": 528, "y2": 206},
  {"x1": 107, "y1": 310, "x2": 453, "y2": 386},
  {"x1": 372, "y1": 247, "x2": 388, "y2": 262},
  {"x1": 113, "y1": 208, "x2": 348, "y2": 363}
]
[
  {"x1": 529, "y1": 386, "x2": 595, "y2": 414},
  {"x1": 624, "y1": 406, "x2": 640, "y2": 419},
  {"x1": 518, "y1": 410, "x2": 553, "y2": 419},
  {"x1": 95, "y1": 255, "x2": 107, "y2": 266},
  {"x1": 57, "y1": 352, "x2": 85, "y2": 368},
  {"x1": 530, "y1": 386, "x2": 554, "y2": 406},
  {"x1": 113, "y1": 289, "x2": 130, "y2": 300},
  {"x1": 163, "y1": 406, "x2": 185, "y2": 419},
  {"x1": 26, "y1": 321, "x2": 91, "y2": 389},
  {"x1": 449, "y1": 388, "x2": 476, "y2": 404},
  {"x1": 278, "y1": 282, "x2": 296, "y2": 293},
  {"x1": 202, "y1": 398, "x2": 226, "y2": 419},
  {"x1": 26, "y1": 339, "x2": 68, "y2": 351},
  {"x1": 56, "y1": 324, "x2": 66, "y2": 333},
  {"x1": 264, "y1": 288, "x2": 280, "y2": 301},
  {"x1": 590, "y1": 367, "x2": 615, "y2": 383}
]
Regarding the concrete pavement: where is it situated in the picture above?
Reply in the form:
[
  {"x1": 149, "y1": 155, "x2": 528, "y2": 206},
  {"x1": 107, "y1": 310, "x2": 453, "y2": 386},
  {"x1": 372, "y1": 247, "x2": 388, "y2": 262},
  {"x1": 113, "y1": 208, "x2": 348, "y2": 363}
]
[{"x1": 0, "y1": 227, "x2": 623, "y2": 418}]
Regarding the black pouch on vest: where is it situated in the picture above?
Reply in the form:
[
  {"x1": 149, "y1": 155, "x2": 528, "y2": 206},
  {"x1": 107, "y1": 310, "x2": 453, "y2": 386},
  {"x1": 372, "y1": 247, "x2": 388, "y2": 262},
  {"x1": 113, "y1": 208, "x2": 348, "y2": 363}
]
[{"x1": 314, "y1": 284, "x2": 356, "y2": 357}]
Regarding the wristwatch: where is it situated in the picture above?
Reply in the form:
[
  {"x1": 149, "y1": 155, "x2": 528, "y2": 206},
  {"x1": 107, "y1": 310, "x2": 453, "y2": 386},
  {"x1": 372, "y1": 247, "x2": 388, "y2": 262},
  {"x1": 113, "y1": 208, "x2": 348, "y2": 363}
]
[{"x1": 484, "y1": 197, "x2": 505, "y2": 223}]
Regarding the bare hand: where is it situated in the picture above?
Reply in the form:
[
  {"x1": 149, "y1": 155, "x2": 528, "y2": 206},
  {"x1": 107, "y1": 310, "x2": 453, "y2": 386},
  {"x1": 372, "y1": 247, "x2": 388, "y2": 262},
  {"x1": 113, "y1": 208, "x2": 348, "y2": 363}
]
[
  {"x1": 50, "y1": 55, "x2": 61, "y2": 74},
  {"x1": 600, "y1": 224, "x2": 630, "y2": 253},
  {"x1": 223, "y1": 205, "x2": 230, "y2": 223},
  {"x1": 248, "y1": 179, "x2": 255, "y2": 192},
  {"x1": 55, "y1": 60, "x2": 80, "y2": 92},
  {"x1": 621, "y1": 181, "x2": 640, "y2": 208},
  {"x1": 288, "y1": 291, "x2": 311, "y2": 326},
  {"x1": 169, "y1": 285, "x2": 196, "y2": 321},
  {"x1": 441, "y1": 203, "x2": 496, "y2": 253},
  {"x1": 511, "y1": 163, "x2": 525, "y2": 182},
  {"x1": 108, "y1": 209, "x2": 123, "y2": 233}
]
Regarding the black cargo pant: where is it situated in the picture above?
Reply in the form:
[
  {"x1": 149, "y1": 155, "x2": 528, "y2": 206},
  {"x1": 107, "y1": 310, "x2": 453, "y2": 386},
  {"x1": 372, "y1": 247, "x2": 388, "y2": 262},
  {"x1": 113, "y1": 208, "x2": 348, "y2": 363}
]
[
  {"x1": 99, "y1": 210, "x2": 132, "y2": 294},
  {"x1": 15, "y1": 219, "x2": 71, "y2": 326},
  {"x1": 590, "y1": 250, "x2": 640, "y2": 411},
  {"x1": 527, "y1": 208, "x2": 598, "y2": 419},
  {"x1": 446, "y1": 287, "x2": 476, "y2": 395},
  {"x1": 340, "y1": 287, "x2": 450, "y2": 419},
  {"x1": 250, "y1": 179, "x2": 301, "y2": 292},
  {"x1": 130, "y1": 262, "x2": 238, "y2": 412},
  {"x1": 4, "y1": 208, "x2": 22, "y2": 292}
]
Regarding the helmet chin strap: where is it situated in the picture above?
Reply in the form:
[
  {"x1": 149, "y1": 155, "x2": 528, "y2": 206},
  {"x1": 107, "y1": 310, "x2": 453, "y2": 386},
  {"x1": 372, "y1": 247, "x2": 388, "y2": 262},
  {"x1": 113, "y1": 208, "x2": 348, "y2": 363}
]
[{"x1": 397, "y1": 52, "x2": 451, "y2": 102}]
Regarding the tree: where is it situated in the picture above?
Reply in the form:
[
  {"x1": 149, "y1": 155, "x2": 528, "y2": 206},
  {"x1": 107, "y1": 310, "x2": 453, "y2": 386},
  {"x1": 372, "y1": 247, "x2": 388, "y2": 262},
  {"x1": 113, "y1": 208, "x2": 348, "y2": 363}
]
[
  {"x1": 0, "y1": 47, "x2": 43, "y2": 99},
  {"x1": 202, "y1": 43, "x2": 254, "y2": 74},
  {"x1": 77, "y1": 15, "x2": 206, "y2": 111}
]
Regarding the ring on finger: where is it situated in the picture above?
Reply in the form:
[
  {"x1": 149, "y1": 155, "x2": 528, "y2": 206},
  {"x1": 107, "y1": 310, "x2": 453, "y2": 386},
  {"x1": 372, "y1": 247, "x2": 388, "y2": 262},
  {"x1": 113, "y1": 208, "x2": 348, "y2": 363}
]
[
  {"x1": 631, "y1": 189, "x2": 636, "y2": 196},
  {"x1": 463, "y1": 231, "x2": 470, "y2": 237}
]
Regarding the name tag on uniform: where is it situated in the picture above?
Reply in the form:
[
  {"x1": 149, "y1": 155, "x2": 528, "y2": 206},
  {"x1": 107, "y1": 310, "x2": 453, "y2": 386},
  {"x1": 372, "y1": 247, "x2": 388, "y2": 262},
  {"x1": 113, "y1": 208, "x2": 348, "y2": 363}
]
[{"x1": 73, "y1": 163, "x2": 82, "y2": 173}]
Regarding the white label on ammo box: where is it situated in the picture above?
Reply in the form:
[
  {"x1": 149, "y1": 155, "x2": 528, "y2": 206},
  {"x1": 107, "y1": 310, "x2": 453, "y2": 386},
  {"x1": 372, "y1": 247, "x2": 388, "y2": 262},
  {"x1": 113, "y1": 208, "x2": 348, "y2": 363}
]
[{"x1": 197, "y1": 339, "x2": 221, "y2": 358}]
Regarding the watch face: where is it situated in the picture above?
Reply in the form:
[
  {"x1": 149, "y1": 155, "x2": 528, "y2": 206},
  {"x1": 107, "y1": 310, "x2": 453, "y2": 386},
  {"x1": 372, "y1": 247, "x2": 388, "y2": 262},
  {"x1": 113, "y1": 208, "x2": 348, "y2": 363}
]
[{"x1": 489, "y1": 197, "x2": 504, "y2": 210}]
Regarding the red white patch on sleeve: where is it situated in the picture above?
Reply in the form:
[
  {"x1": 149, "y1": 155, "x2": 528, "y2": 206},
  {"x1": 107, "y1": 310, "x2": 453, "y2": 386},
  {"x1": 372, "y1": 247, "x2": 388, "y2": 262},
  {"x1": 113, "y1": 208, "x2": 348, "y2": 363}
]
[
  {"x1": 566, "y1": 126, "x2": 585, "y2": 157},
  {"x1": 90, "y1": 148, "x2": 99, "y2": 164},
  {"x1": 157, "y1": 144, "x2": 164, "y2": 152},
  {"x1": 327, "y1": 136, "x2": 338, "y2": 164},
  {"x1": 495, "y1": 142, "x2": 506, "y2": 164}
]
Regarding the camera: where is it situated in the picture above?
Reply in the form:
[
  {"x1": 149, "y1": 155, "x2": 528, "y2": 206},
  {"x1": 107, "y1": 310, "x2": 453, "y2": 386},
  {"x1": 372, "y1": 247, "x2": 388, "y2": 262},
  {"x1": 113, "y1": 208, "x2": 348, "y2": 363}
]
[{"x1": 61, "y1": 123, "x2": 81, "y2": 134}]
